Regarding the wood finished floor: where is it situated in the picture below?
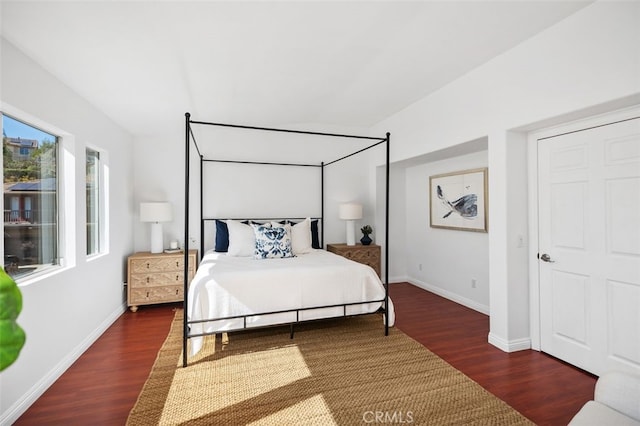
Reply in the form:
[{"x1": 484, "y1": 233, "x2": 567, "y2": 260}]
[{"x1": 15, "y1": 282, "x2": 596, "y2": 425}]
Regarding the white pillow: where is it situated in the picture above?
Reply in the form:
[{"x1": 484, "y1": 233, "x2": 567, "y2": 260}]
[
  {"x1": 291, "y1": 218, "x2": 312, "y2": 255},
  {"x1": 227, "y1": 219, "x2": 256, "y2": 257}
]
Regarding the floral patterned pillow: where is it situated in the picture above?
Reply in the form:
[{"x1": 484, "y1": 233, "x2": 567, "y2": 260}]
[{"x1": 252, "y1": 225, "x2": 294, "y2": 259}]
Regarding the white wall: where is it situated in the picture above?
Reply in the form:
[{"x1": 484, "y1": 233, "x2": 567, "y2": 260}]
[
  {"x1": 0, "y1": 38, "x2": 134, "y2": 423},
  {"x1": 372, "y1": 1, "x2": 640, "y2": 350}
]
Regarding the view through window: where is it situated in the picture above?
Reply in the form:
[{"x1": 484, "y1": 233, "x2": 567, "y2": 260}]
[{"x1": 2, "y1": 114, "x2": 58, "y2": 279}]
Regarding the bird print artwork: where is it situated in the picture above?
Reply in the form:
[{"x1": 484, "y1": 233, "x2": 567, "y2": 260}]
[{"x1": 436, "y1": 185, "x2": 478, "y2": 219}]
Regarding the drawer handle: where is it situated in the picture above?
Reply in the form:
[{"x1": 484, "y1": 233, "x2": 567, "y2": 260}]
[
  {"x1": 176, "y1": 289, "x2": 179, "y2": 295},
  {"x1": 176, "y1": 261, "x2": 180, "y2": 268},
  {"x1": 146, "y1": 262, "x2": 150, "y2": 269},
  {"x1": 146, "y1": 291, "x2": 149, "y2": 298},
  {"x1": 176, "y1": 275, "x2": 179, "y2": 281},
  {"x1": 146, "y1": 277, "x2": 149, "y2": 283}
]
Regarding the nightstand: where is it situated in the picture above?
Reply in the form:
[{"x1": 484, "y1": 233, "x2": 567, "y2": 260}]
[
  {"x1": 127, "y1": 250, "x2": 198, "y2": 312},
  {"x1": 326, "y1": 243, "x2": 381, "y2": 277}
]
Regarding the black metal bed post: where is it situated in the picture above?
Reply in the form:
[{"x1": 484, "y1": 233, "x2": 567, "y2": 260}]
[
  {"x1": 385, "y1": 132, "x2": 390, "y2": 336},
  {"x1": 183, "y1": 112, "x2": 191, "y2": 367},
  {"x1": 200, "y1": 154, "x2": 204, "y2": 257},
  {"x1": 321, "y1": 162, "x2": 324, "y2": 248}
]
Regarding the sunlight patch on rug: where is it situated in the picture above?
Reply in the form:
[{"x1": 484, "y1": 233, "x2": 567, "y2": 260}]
[{"x1": 161, "y1": 344, "x2": 311, "y2": 424}]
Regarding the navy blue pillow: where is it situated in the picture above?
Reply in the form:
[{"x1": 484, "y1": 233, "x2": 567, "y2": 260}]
[
  {"x1": 215, "y1": 220, "x2": 229, "y2": 252},
  {"x1": 310, "y1": 219, "x2": 320, "y2": 249}
]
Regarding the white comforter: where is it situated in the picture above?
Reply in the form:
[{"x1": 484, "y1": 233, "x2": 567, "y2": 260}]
[{"x1": 187, "y1": 249, "x2": 394, "y2": 355}]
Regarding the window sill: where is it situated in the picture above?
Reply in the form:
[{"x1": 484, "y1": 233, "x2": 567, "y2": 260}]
[
  {"x1": 87, "y1": 251, "x2": 108, "y2": 262},
  {"x1": 16, "y1": 264, "x2": 69, "y2": 287}
]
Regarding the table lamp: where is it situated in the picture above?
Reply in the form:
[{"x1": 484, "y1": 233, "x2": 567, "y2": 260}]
[
  {"x1": 339, "y1": 203, "x2": 363, "y2": 246},
  {"x1": 140, "y1": 202, "x2": 172, "y2": 253}
]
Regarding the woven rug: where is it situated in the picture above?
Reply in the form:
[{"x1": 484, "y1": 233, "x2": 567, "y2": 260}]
[{"x1": 127, "y1": 311, "x2": 533, "y2": 425}]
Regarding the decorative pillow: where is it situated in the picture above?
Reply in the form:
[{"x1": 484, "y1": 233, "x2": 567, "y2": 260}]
[
  {"x1": 214, "y1": 220, "x2": 229, "y2": 252},
  {"x1": 290, "y1": 218, "x2": 312, "y2": 254},
  {"x1": 227, "y1": 219, "x2": 257, "y2": 257},
  {"x1": 253, "y1": 224, "x2": 294, "y2": 259}
]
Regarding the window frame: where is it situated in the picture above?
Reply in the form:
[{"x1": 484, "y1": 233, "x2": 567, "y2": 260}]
[
  {"x1": 1, "y1": 106, "x2": 75, "y2": 284},
  {"x1": 85, "y1": 146, "x2": 106, "y2": 257}
]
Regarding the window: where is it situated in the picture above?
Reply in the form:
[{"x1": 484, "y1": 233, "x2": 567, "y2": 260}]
[
  {"x1": 2, "y1": 114, "x2": 59, "y2": 279},
  {"x1": 86, "y1": 148, "x2": 100, "y2": 255}
]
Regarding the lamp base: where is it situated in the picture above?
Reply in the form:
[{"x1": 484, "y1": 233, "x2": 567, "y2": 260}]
[
  {"x1": 346, "y1": 220, "x2": 356, "y2": 246},
  {"x1": 150, "y1": 222, "x2": 164, "y2": 254}
]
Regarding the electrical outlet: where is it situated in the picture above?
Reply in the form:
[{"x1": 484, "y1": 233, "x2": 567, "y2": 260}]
[{"x1": 471, "y1": 278, "x2": 477, "y2": 288}]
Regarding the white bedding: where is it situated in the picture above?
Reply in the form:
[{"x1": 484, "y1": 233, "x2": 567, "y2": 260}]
[{"x1": 187, "y1": 249, "x2": 395, "y2": 356}]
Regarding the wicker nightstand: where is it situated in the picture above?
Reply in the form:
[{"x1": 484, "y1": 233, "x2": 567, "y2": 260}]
[
  {"x1": 127, "y1": 250, "x2": 197, "y2": 312},
  {"x1": 326, "y1": 243, "x2": 381, "y2": 278}
]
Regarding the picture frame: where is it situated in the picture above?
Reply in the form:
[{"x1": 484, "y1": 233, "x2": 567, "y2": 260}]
[{"x1": 429, "y1": 167, "x2": 488, "y2": 232}]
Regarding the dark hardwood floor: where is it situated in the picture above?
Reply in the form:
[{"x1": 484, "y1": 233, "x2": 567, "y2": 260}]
[
  {"x1": 15, "y1": 305, "x2": 178, "y2": 426},
  {"x1": 390, "y1": 283, "x2": 596, "y2": 426},
  {"x1": 15, "y1": 282, "x2": 596, "y2": 425}
]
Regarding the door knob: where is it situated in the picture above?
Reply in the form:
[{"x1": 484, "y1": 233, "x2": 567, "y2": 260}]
[{"x1": 540, "y1": 253, "x2": 555, "y2": 263}]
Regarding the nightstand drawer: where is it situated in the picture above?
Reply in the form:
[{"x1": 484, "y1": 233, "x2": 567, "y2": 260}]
[
  {"x1": 130, "y1": 271, "x2": 188, "y2": 288},
  {"x1": 129, "y1": 256, "x2": 194, "y2": 273},
  {"x1": 129, "y1": 285, "x2": 183, "y2": 304},
  {"x1": 345, "y1": 250, "x2": 376, "y2": 260}
]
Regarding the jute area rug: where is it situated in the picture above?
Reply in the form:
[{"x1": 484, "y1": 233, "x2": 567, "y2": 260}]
[{"x1": 127, "y1": 311, "x2": 533, "y2": 425}]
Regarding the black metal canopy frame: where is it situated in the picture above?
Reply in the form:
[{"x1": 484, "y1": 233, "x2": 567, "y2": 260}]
[{"x1": 182, "y1": 112, "x2": 390, "y2": 367}]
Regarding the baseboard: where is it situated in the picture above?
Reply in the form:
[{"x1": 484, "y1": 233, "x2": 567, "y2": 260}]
[
  {"x1": 407, "y1": 278, "x2": 490, "y2": 315},
  {"x1": 488, "y1": 332, "x2": 531, "y2": 353},
  {"x1": 387, "y1": 275, "x2": 409, "y2": 284},
  {"x1": 1, "y1": 302, "x2": 127, "y2": 425}
]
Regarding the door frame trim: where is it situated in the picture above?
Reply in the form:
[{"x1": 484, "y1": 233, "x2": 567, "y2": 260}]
[{"x1": 527, "y1": 105, "x2": 640, "y2": 351}]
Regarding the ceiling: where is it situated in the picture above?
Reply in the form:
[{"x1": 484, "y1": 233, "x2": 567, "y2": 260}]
[{"x1": 1, "y1": 1, "x2": 592, "y2": 137}]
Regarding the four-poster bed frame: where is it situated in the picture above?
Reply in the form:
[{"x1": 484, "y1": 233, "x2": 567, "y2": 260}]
[{"x1": 182, "y1": 112, "x2": 390, "y2": 367}]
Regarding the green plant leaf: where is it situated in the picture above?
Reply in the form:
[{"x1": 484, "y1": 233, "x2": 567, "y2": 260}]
[
  {"x1": 0, "y1": 270, "x2": 22, "y2": 320},
  {"x1": 0, "y1": 320, "x2": 26, "y2": 371},
  {"x1": 0, "y1": 269, "x2": 26, "y2": 371},
  {"x1": 360, "y1": 225, "x2": 373, "y2": 235}
]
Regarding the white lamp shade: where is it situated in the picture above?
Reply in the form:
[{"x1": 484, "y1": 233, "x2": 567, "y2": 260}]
[
  {"x1": 339, "y1": 203, "x2": 363, "y2": 220},
  {"x1": 140, "y1": 202, "x2": 172, "y2": 223}
]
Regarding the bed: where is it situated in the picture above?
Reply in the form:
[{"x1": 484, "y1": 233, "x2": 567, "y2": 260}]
[
  {"x1": 182, "y1": 114, "x2": 391, "y2": 366},
  {"x1": 188, "y1": 247, "x2": 395, "y2": 356}
]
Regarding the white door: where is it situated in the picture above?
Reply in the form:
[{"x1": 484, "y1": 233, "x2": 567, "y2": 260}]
[{"x1": 538, "y1": 116, "x2": 640, "y2": 376}]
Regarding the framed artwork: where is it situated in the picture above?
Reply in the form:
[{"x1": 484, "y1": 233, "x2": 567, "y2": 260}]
[{"x1": 429, "y1": 167, "x2": 488, "y2": 232}]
